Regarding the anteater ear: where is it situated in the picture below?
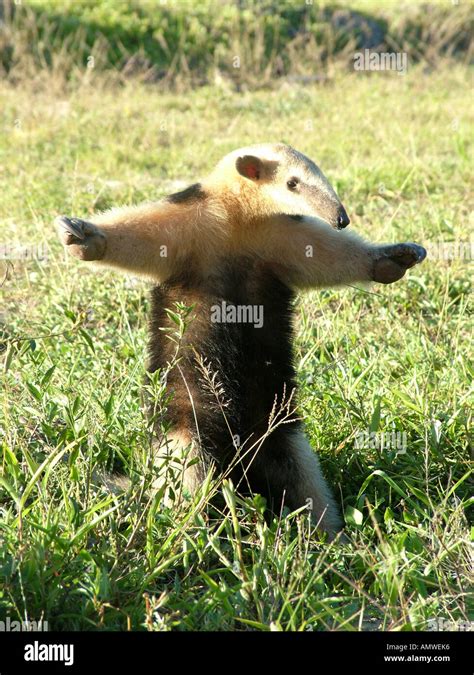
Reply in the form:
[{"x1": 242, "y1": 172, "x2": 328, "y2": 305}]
[{"x1": 236, "y1": 155, "x2": 264, "y2": 181}]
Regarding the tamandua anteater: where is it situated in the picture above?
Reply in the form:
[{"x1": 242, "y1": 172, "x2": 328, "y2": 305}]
[{"x1": 55, "y1": 143, "x2": 426, "y2": 539}]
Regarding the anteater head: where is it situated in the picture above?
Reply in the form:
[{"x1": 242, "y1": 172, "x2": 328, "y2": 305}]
[{"x1": 213, "y1": 143, "x2": 350, "y2": 230}]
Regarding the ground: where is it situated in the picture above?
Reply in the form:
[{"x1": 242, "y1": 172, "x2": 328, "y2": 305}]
[{"x1": 0, "y1": 64, "x2": 472, "y2": 631}]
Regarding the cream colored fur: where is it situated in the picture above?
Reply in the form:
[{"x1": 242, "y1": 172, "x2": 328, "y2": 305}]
[
  {"x1": 151, "y1": 430, "x2": 206, "y2": 501},
  {"x1": 57, "y1": 143, "x2": 382, "y2": 287}
]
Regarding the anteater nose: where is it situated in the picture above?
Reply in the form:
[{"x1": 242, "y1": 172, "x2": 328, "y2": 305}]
[{"x1": 337, "y1": 209, "x2": 350, "y2": 229}]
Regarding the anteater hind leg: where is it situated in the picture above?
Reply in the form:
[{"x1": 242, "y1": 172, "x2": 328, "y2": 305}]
[
  {"x1": 151, "y1": 430, "x2": 208, "y2": 503},
  {"x1": 252, "y1": 430, "x2": 343, "y2": 540}
]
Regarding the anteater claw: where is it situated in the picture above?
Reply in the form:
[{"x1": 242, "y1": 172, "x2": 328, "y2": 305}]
[{"x1": 55, "y1": 216, "x2": 88, "y2": 241}]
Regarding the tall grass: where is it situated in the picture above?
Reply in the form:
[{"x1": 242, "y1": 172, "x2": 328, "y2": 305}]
[{"x1": 0, "y1": 0, "x2": 472, "y2": 89}]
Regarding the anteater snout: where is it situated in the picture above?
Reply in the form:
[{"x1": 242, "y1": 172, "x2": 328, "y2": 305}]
[{"x1": 336, "y1": 205, "x2": 350, "y2": 229}]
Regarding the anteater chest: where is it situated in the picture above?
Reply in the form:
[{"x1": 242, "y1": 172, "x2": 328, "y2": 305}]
[{"x1": 148, "y1": 258, "x2": 297, "y2": 431}]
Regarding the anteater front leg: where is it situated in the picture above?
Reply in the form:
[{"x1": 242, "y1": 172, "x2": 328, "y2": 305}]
[
  {"x1": 55, "y1": 201, "x2": 194, "y2": 282},
  {"x1": 254, "y1": 214, "x2": 427, "y2": 289}
]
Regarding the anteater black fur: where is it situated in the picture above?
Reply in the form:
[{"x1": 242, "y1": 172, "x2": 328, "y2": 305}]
[
  {"x1": 148, "y1": 257, "x2": 304, "y2": 512},
  {"x1": 166, "y1": 183, "x2": 207, "y2": 204}
]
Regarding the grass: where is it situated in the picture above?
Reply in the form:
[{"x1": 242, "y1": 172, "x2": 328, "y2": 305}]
[
  {"x1": 2, "y1": 0, "x2": 472, "y2": 88},
  {"x1": 0, "y1": 62, "x2": 472, "y2": 631}
]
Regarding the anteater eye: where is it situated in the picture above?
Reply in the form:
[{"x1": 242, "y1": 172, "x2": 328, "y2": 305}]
[{"x1": 287, "y1": 178, "x2": 299, "y2": 190}]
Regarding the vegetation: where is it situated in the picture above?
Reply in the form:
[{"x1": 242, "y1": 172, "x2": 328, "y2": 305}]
[
  {"x1": 1, "y1": 0, "x2": 472, "y2": 88},
  {"x1": 0, "y1": 0, "x2": 472, "y2": 631}
]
